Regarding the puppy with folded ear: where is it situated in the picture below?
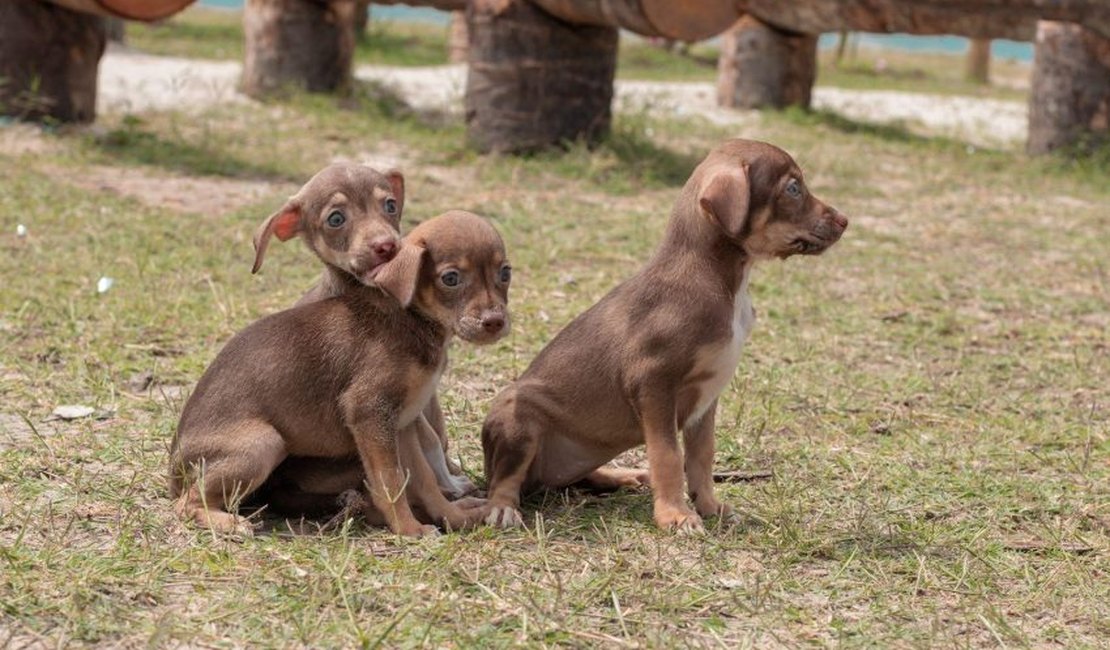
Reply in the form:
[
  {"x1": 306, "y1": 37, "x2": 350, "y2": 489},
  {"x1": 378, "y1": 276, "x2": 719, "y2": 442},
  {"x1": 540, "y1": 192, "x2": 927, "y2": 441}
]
[
  {"x1": 252, "y1": 162, "x2": 406, "y2": 287},
  {"x1": 169, "y1": 210, "x2": 512, "y2": 536},
  {"x1": 480, "y1": 139, "x2": 849, "y2": 532}
]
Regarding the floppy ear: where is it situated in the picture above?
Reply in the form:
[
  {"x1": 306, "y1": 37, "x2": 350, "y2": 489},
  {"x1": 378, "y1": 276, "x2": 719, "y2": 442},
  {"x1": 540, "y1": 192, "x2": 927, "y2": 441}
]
[
  {"x1": 252, "y1": 202, "x2": 303, "y2": 274},
  {"x1": 698, "y1": 164, "x2": 751, "y2": 240},
  {"x1": 385, "y1": 168, "x2": 405, "y2": 217},
  {"x1": 373, "y1": 243, "x2": 425, "y2": 308}
]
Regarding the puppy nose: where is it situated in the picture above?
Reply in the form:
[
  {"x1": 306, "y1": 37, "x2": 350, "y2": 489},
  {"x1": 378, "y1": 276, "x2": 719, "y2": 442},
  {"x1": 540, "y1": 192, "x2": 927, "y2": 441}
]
[
  {"x1": 371, "y1": 237, "x2": 398, "y2": 261},
  {"x1": 481, "y1": 313, "x2": 505, "y2": 334},
  {"x1": 828, "y1": 210, "x2": 848, "y2": 230}
]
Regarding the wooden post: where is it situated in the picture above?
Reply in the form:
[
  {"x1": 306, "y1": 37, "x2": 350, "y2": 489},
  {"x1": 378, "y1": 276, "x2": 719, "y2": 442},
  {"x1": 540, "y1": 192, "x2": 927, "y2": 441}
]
[
  {"x1": 1028, "y1": 21, "x2": 1110, "y2": 154},
  {"x1": 465, "y1": 0, "x2": 618, "y2": 153},
  {"x1": 717, "y1": 16, "x2": 817, "y2": 110},
  {"x1": 448, "y1": 11, "x2": 468, "y2": 63},
  {"x1": 354, "y1": 0, "x2": 369, "y2": 40},
  {"x1": 966, "y1": 38, "x2": 991, "y2": 83},
  {"x1": 242, "y1": 0, "x2": 356, "y2": 97},
  {"x1": 0, "y1": 0, "x2": 105, "y2": 123}
]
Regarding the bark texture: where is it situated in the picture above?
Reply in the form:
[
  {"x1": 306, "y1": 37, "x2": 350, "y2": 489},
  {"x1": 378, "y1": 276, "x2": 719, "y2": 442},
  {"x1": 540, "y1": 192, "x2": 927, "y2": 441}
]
[
  {"x1": 465, "y1": 0, "x2": 618, "y2": 153},
  {"x1": 1028, "y1": 21, "x2": 1110, "y2": 154},
  {"x1": 717, "y1": 16, "x2": 817, "y2": 110},
  {"x1": 0, "y1": 0, "x2": 105, "y2": 123},
  {"x1": 737, "y1": 0, "x2": 1110, "y2": 41},
  {"x1": 532, "y1": 0, "x2": 743, "y2": 41},
  {"x1": 242, "y1": 0, "x2": 356, "y2": 97},
  {"x1": 46, "y1": 0, "x2": 194, "y2": 21}
]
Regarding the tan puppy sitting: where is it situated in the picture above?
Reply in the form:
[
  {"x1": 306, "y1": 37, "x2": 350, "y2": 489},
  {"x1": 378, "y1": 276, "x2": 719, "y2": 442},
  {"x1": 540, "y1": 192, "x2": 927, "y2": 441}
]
[
  {"x1": 480, "y1": 139, "x2": 848, "y2": 532},
  {"x1": 170, "y1": 210, "x2": 512, "y2": 536}
]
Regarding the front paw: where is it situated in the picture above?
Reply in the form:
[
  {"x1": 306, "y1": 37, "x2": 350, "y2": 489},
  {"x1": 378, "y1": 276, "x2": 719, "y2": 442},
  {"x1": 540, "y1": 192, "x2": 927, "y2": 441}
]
[
  {"x1": 693, "y1": 496, "x2": 737, "y2": 522},
  {"x1": 654, "y1": 504, "x2": 705, "y2": 535},
  {"x1": 484, "y1": 505, "x2": 525, "y2": 529},
  {"x1": 441, "y1": 473, "x2": 481, "y2": 499}
]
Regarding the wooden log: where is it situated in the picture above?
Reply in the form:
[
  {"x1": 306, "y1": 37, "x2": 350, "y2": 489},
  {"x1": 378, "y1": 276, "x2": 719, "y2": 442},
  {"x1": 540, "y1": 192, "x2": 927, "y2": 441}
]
[
  {"x1": 465, "y1": 0, "x2": 618, "y2": 153},
  {"x1": 0, "y1": 0, "x2": 105, "y2": 123},
  {"x1": 242, "y1": 0, "x2": 356, "y2": 97},
  {"x1": 966, "y1": 38, "x2": 991, "y2": 83},
  {"x1": 532, "y1": 0, "x2": 743, "y2": 41},
  {"x1": 448, "y1": 11, "x2": 468, "y2": 63},
  {"x1": 737, "y1": 0, "x2": 1110, "y2": 42},
  {"x1": 46, "y1": 0, "x2": 194, "y2": 21},
  {"x1": 354, "y1": 0, "x2": 370, "y2": 39},
  {"x1": 717, "y1": 16, "x2": 817, "y2": 110},
  {"x1": 1027, "y1": 21, "x2": 1110, "y2": 154}
]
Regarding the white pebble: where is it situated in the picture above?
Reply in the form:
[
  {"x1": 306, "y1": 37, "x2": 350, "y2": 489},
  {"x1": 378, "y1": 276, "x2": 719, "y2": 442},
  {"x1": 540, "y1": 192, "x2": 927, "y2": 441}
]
[
  {"x1": 97, "y1": 277, "x2": 114, "y2": 294},
  {"x1": 16, "y1": 224, "x2": 27, "y2": 237}
]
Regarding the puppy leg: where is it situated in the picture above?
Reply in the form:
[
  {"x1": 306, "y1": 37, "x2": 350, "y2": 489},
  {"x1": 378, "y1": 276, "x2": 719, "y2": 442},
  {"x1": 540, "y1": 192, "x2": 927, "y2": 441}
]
[
  {"x1": 172, "y1": 420, "x2": 287, "y2": 534},
  {"x1": 417, "y1": 413, "x2": 478, "y2": 499},
  {"x1": 638, "y1": 398, "x2": 703, "y2": 533},
  {"x1": 480, "y1": 409, "x2": 537, "y2": 529},
  {"x1": 578, "y1": 466, "x2": 651, "y2": 492},
  {"x1": 350, "y1": 422, "x2": 437, "y2": 537},
  {"x1": 424, "y1": 395, "x2": 467, "y2": 478},
  {"x1": 401, "y1": 420, "x2": 487, "y2": 531},
  {"x1": 683, "y1": 400, "x2": 735, "y2": 523}
]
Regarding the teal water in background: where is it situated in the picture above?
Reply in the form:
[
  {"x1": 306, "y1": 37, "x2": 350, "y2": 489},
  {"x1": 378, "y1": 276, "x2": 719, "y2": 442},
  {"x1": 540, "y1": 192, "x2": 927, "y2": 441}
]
[{"x1": 197, "y1": 1, "x2": 1034, "y2": 62}]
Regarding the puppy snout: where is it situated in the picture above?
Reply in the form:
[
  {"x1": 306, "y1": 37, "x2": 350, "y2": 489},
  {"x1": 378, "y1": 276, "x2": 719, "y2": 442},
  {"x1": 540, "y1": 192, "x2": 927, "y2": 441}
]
[
  {"x1": 371, "y1": 236, "x2": 399, "y2": 262},
  {"x1": 481, "y1": 312, "x2": 506, "y2": 335},
  {"x1": 828, "y1": 209, "x2": 849, "y2": 231}
]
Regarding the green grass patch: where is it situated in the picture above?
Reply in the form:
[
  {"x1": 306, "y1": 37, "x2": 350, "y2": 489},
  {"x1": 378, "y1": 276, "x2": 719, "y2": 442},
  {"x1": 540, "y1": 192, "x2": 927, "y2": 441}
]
[{"x1": 1, "y1": 72, "x2": 1108, "y2": 647}]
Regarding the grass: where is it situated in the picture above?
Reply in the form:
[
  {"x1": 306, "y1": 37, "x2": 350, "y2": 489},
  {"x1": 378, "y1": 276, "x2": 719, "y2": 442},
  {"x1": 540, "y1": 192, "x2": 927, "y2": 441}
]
[{"x1": 3, "y1": 31, "x2": 1110, "y2": 649}]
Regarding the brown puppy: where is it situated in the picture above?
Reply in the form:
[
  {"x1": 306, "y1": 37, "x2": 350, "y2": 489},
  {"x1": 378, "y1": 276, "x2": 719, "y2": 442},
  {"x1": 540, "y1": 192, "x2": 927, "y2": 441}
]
[
  {"x1": 254, "y1": 163, "x2": 478, "y2": 501},
  {"x1": 170, "y1": 210, "x2": 512, "y2": 536},
  {"x1": 480, "y1": 139, "x2": 848, "y2": 532}
]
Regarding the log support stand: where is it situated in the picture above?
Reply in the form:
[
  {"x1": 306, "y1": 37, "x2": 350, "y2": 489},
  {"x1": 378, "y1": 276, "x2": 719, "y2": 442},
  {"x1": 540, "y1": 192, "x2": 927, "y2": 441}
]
[
  {"x1": 717, "y1": 15, "x2": 817, "y2": 110},
  {"x1": 1028, "y1": 21, "x2": 1110, "y2": 154},
  {"x1": 0, "y1": 0, "x2": 105, "y2": 123},
  {"x1": 242, "y1": 0, "x2": 356, "y2": 97},
  {"x1": 465, "y1": 0, "x2": 617, "y2": 154}
]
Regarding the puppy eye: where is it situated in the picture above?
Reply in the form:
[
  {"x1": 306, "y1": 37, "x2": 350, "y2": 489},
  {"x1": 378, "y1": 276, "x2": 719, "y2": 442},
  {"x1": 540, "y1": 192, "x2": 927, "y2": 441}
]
[
  {"x1": 499, "y1": 265, "x2": 512, "y2": 284},
  {"x1": 326, "y1": 210, "x2": 346, "y2": 228},
  {"x1": 440, "y1": 270, "x2": 461, "y2": 287},
  {"x1": 384, "y1": 198, "x2": 398, "y2": 215},
  {"x1": 785, "y1": 179, "x2": 803, "y2": 199}
]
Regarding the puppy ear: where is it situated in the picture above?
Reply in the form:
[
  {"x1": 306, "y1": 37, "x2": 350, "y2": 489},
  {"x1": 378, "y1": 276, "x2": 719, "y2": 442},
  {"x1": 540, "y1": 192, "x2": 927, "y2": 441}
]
[
  {"x1": 698, "y1": 164, "x2": 751, "y2": 240},
  {"x1": 385, "y1": 169, "x2": 405, "y2": 217},
  {"x1": 374, "y1": 243, "x2": 425, "y2": 308},
  {"x1": 252, "y1": 201, "x2": 302, "y2": 274}
]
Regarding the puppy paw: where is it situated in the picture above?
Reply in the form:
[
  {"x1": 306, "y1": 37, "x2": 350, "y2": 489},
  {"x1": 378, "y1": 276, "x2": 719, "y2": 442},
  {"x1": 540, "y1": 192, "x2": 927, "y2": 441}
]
[
  {"x1": 654, "y1": 506, "x2": 704, "y2": 535},
  {"x1": 484, "y1": 505, "x2": 525, "y2": 529},
  {"x1": 452, "y1": 496, "x2": 489, "y2": 511},
  {"x1": 397, "y1": 523, "x2": 441, "y2": 538}
]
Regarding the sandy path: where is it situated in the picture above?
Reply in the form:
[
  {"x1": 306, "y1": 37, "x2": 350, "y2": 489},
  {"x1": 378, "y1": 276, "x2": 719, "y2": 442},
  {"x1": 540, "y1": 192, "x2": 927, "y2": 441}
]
[{"x1": 96, "y1": 47, "x2": 1028, "y2": 148}]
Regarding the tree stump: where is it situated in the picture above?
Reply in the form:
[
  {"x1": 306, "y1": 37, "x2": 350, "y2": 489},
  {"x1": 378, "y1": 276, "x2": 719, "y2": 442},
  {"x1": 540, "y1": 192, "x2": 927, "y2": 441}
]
[
  {"x1": 966, "y1": 38, "x2": 991, "y2": 83},
  {"x1": 1028, "y1": 21, "x2": 1110, "y2": 154},
  {"x1": 354, "y1": 0, "x2": 369, "y2": 40},
  {"x1": 242, "y1": 0, "x2": 356, "y2": 97},
  {"x1": 717, "y1": 15, "x2": 817, "y2": 110},
  {"x1": 448, "y1": 11, "x2": 468, "y2": 63},
  {"x1": 465, "y1": 0, "x2": 618, "y2": 154},
  {"x1": 0, "y1": 0, "x2": 105, "y2": 123}
]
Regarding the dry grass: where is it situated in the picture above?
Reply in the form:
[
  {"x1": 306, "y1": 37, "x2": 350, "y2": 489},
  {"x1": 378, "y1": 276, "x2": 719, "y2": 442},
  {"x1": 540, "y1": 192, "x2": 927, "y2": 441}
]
[{"x1": 1, "y1": 68, "x2": 1108, "y2": 648}]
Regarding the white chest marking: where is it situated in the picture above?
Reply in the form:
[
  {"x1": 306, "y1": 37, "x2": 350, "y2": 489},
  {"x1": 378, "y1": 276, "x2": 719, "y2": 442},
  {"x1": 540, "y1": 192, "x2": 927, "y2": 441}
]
[{"x1": 683, "y1": 278, "x2": 756, "y2": 429}]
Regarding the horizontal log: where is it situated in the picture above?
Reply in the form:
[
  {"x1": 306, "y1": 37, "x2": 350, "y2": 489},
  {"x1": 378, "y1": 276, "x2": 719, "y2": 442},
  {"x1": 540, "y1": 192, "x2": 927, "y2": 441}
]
[
  {"x1": 741, "y1": 0, "x2": 1110, "y2": 41},
  {"x1": 373, "y1": 0, "x2": 467, "y2": 11},
  {"x1": 45, "y1": 0, "x2": 195, "y2": 21},
  {"x1": 532, "y1": 0, "x2": 742, "y2": 41}
]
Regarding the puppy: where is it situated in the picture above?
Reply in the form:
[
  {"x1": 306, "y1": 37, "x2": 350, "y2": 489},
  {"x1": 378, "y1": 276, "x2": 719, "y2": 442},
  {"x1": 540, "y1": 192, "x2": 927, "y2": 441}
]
[
  {"x1": 480, "y1": 139, "x2": 848, "y2": 532},
  {"x1": 170, "y1": 210, "x2": 512, "y2": 536},
  {"x1": 253, "y1": 163, "x2": 478, "y2": 501}
]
